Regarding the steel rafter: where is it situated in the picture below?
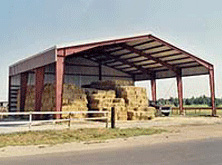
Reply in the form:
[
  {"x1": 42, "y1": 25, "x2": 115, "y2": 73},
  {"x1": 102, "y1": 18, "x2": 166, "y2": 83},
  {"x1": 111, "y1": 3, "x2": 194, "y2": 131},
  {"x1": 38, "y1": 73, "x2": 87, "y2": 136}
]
[
  {"x1": 96, "y1": 48, "x2": 153, "y2": 76},
  {"x1": 148, "y1": 35, "x2": 213, "y2": 70},
  {"x1": 121, "y1": 43, "x2": 180, "y2": 74},
  {"x1": 81, "y1": 54, "x2": 134, "y2": 76}
]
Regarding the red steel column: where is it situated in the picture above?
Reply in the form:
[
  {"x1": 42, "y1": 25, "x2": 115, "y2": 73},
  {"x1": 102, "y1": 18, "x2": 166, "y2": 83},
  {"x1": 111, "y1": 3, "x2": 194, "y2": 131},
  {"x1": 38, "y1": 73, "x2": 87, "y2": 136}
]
[
  {"x1": 35, "y1": 67, "x2": 45, "y2": 113},
  {"x1": 151, "y1": 78, "x2": 157, "y2": 103},
  {"x1": 20, "y1": 72, "x2": 28, "y2": 112},
  {"x1": 209, "y1": 68, "x2": 216, "y2": 116},
  {"x1": 55, "y1": 50, "x2": 65, "y2": 119},
  {"x1": 176, "y1": 71, "x2": 184, "y2": 115}
]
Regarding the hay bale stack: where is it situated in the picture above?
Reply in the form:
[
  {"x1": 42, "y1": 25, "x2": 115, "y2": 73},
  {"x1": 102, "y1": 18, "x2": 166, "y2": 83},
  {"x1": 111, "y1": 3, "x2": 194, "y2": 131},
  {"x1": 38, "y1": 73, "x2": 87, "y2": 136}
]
[
  {"x1": 41, "y1": 84, "x2": 55, "y2": 111},
  {"x1": 17, "y1": 84, "x2": 88, "y2": 119},
  {"x1": 17, "y1": 85, "x2": 35, "y2": 111},
  {"x1": 17, "y1": 85, "x2": 54, "y2": 112},
  {"x1": 116, "y1": 86, "x2": 155, "y2": 120},
  {"x1": 116, "y1": 86, "x2": 149, "y2": 107},
  {"x1": 113, "y1": 98, "x2": 127, "y2": 120},
  {"x1": 87, "y1": 90, "x2": 128, "y2": 120},
  {"x1": 89, "y1": 80, "x2": 134, "y2": 90},
  {"x1": 61, "y1": 84, "x2": 88, "y2": 119},
  {"x1": 0, "y1": 107, "x2": 8, "y2": 119},
  {"x1": 87, "y1": 89, "x2": 116, "y2": 111},
  {"x1": 127, "y1": 107, "x2": 156, "y2": 120}
]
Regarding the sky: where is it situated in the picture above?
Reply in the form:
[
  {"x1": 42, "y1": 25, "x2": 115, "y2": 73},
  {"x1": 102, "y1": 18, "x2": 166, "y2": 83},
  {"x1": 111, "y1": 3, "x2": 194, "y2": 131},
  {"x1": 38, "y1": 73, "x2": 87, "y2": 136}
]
[{"x1": 0, "y1": 0, "x2": 222, "y2": 101}]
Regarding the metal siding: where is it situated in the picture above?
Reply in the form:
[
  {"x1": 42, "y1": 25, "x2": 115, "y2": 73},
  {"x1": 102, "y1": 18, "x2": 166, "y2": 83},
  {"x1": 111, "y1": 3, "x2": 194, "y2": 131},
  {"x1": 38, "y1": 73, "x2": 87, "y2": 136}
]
[
  {"x1": 182, "y1": 66, "x2": 209, "y2": 76},
  {"x1": 156, "y1": 71, "x2": 176, "y2": 79},
  {"x1": 65, "y1": 65, "x2": 99, "y2": 75},
  {"x1": 102, "y1": 65, "x2": 131, "y2": 77},
  {"x1": 134, "y1": 73, "x2": 152, "y2": 81},
  {"x1": 102, "y1": 77, "x2": 132, "y2": 81},
  {"x1": 45, "y1": 63, "x2": 56, "y2": 73},
  {"x1": 66, "y1": 57, "x2": 98, "y2": 66},
  {"x1": 9, "y1": 47, "x2": 56, "y2": 76},
  {"x1": 64, "y1": 75, "x2": 99, "y2": 86}
]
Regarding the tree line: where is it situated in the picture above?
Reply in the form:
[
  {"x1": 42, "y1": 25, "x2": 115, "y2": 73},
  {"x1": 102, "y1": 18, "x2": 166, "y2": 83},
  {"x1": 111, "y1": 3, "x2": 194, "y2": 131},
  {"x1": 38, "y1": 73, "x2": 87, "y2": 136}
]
[{"x1": 156, "y1": 95, "x2": 222, "y2": 107}]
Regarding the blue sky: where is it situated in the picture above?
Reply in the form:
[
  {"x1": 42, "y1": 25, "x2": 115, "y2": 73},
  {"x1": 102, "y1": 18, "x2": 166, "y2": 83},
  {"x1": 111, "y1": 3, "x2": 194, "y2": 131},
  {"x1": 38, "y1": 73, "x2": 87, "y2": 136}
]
[{"x1": 0, "y1": 0, "x2": 222, "y2": 101}]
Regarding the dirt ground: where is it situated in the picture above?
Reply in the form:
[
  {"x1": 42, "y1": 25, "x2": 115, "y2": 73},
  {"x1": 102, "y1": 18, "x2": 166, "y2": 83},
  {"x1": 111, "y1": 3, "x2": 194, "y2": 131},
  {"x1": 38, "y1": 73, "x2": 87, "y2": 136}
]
[{"x1": 1, "y1": 116, "x2": 222, "y2": 158}]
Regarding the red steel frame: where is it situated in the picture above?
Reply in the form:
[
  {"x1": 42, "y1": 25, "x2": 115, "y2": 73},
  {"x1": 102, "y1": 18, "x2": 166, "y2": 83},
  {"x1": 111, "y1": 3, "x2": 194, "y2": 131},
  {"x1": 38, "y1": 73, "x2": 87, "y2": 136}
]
[
  {"x1": 20, "y1": 72, "x2": 28, "y2": 112},
  {"x1": 209, "y1": 67, "x2": 216, "y2": 116},
  {"x1": 176, "y1": 71, "x2": 184, "y2": 115},
  {"x1": 35, "y1": 67, "x2": 45, "y2": 119},
  {"x1": 55, "y1": 49, "x2": 66, "y2": 119},
  {"x1": 55, "y1": 35, "x2": 216, "y2": 117},
  {"x1": 13, "y1": 34, "x2": 216, "y2": 117},
  {"x1": 151, "y1": 78, "x2": 157, "y2": 103}
]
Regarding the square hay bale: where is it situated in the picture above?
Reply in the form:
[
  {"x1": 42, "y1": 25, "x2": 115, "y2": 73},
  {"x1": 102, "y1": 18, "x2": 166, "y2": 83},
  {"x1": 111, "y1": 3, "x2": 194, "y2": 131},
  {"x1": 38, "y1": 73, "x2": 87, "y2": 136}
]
[
  {"x1": 89, "y1": 80, "x2": 134, "y2": 90},
  {"x1": 127, "y1": 110, "x2": 155, "y2": 120},
  {"x1": 17, "y1": 84, "x2": 88, "y2": 114}
]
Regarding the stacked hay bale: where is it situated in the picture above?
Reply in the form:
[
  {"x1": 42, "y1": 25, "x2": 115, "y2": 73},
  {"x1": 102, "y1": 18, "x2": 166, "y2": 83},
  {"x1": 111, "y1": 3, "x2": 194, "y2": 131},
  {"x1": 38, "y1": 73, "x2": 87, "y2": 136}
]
[
  {"x1": 116, "y1": 86, "x2": 155, "y2": 120},
  {"x1": 17, "y1": 85, "x2": 35, "y2": 111},
  {"x1": 86, "y1": 80, "x2": 132, "y2": 120},
  {"x1": 87, "y1": 89, "x2": 127, "y2": 120},
  {"x1": 87, "y1": 80, "x2": 156, "y2": 120},
  {"x1": 87, "y1": 89, "x2": 115, "y2": 119},
  {"x1": 16, "y1": 80, "x2": 155, "y2": 121},
  {"x1": 62, "y1": 84, "x2": 88, "y2": 119},
  {"x1": 17, "y1": 84, "x2": 88, "y2": 119},
  {"x1": 89, "y1": 80, "x2": 134, "y2": 90},
  {"x1": 41, "y1": 84, "x2": 55, "y2": 111},
  {"x1": 112, "y1": 98, "x2": 127, "y2": 120},
  {"x1": 0, "y1": 107, "x2": 8, "y2": 119}
]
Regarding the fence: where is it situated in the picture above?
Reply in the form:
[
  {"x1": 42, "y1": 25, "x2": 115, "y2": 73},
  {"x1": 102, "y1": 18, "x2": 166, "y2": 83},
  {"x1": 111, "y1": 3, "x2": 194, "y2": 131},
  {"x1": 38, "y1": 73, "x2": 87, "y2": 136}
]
[
  {"x1": 0, "y1": 111, "x2": 109, "y2": 129},
  {"x1": 172, "y1": 107, "x2": 222, "y2": 116}
]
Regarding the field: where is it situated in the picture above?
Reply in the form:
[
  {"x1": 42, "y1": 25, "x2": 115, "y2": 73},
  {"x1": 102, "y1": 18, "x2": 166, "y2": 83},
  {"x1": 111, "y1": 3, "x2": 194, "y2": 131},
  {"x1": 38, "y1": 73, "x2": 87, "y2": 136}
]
[{"x1": 171, "y1": 106, "x2": 222, "y2": 116}]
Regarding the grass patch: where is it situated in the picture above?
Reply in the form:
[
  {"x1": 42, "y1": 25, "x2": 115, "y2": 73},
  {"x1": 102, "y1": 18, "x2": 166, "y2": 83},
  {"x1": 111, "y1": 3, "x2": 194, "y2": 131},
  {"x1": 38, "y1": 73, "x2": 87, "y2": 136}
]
[{"x1": 0, "y1": 128, "x2": 166, "y2": 148}]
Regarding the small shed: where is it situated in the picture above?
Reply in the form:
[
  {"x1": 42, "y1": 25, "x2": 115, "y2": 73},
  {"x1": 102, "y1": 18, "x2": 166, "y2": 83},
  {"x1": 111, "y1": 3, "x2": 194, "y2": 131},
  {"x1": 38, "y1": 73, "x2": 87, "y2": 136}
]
[{"x1": 8, "y1": 34, "x2": 216, "y2": 116}]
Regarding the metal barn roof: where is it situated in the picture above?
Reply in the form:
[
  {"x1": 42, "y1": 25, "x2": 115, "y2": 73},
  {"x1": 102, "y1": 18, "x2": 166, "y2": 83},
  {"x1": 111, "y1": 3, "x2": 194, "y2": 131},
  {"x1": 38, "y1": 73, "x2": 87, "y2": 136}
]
[{"x1": 9, "y1": 34, "x2": 213, "y2": 80}]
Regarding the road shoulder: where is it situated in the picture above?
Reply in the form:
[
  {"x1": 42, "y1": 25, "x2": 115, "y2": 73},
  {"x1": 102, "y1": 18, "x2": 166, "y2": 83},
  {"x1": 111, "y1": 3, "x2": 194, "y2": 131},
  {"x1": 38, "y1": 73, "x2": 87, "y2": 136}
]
[{"x1": 1, "y1": 124, "x2": 222, "y2": 158}]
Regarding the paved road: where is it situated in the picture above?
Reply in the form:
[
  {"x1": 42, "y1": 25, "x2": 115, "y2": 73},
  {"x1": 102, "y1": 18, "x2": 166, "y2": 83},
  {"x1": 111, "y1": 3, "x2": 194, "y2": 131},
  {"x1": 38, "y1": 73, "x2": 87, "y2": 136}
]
[{"x1": 1, "y1": 138, "x2": 222, "y2": 165}]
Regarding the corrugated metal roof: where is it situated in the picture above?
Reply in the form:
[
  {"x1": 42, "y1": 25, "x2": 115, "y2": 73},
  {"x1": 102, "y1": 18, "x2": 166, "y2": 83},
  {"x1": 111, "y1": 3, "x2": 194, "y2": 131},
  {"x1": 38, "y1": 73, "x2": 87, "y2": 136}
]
[{"x1": 9, "y1": 34, "x2": 213, "y2": 80}]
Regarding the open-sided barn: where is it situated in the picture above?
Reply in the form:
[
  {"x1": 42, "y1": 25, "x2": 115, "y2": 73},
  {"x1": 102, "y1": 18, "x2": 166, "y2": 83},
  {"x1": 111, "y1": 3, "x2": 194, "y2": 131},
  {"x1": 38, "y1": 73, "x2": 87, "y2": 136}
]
[{"x1": 8, "y1": 34, "x2": 216, "y2": 117}]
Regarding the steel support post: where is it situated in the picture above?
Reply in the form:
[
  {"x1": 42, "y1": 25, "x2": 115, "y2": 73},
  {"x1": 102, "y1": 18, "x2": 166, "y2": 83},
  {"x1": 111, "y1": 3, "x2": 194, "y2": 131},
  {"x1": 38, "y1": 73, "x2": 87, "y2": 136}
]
[
  {"x1": 209, "y1": 68, "x2": 216, "y2": 116},
  {"x1": 176, "y1": 72, "x2": 184, "y2": 115},
  {"x1": 55, "y1": 52, "x2": 65, "y2": 119},
  {"x1": 20, "y1": 72, "x2": 29, "y2": 112},
  {"x1": 35, "y1": 67, "x2": 45, "y2": 119},
  {"x1": 151, "y1": 78, "x2": 157, "y2": 103}
]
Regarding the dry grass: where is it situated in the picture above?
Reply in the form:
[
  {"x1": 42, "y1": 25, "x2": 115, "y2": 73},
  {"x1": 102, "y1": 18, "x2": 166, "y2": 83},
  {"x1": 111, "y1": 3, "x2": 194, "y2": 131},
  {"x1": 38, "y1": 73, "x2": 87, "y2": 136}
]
[{"x1": 0, "y1": 128, "x2": 166, "y2": 148}]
